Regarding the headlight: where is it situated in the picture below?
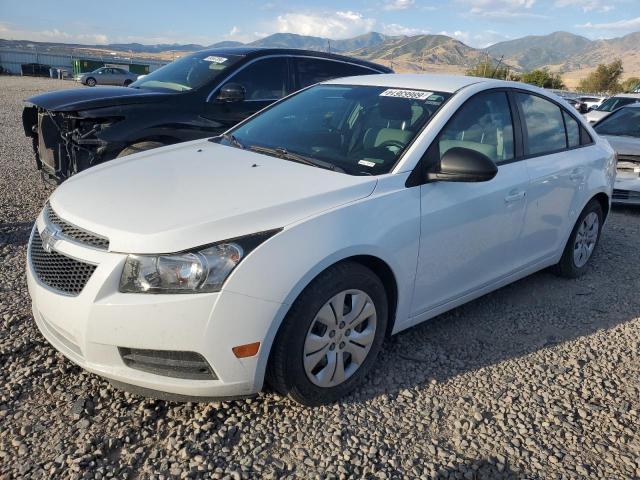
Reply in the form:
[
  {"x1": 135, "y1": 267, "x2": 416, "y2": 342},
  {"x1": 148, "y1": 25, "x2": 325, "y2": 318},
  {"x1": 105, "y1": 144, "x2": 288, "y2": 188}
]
[{"x1": 119, "y1": 230, "x2": 280, "y2": 294}]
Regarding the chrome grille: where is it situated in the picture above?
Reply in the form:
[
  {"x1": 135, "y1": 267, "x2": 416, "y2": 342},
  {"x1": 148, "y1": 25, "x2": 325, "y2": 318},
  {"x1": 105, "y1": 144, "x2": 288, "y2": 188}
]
[
  {"x1": 29, "y1": 230, "x2": 97, "y2": 296},
  {"x1": 45, "y1": 203, "x2": 109, "y2": 250}
]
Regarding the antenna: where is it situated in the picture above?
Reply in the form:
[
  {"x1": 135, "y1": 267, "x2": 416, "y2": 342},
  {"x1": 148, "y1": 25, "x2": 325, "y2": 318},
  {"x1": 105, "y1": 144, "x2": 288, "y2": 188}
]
[{"x1": 490, "y1": 55, "x2": 504, "y2": 79}]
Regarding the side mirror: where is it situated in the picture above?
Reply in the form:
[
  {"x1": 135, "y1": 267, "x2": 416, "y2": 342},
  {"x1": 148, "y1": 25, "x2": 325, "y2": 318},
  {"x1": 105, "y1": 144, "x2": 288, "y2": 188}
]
[
  {"x1": 427, "y1": 147, "x2": 497, "y2": 183},
  {"x1": 217, "y1": 83, "x2": 245, "y2": 103}
]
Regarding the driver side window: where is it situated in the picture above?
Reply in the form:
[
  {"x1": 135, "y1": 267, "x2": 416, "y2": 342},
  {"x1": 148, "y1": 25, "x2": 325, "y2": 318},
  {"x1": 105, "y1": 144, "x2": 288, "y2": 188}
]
[
  {"x1": 228, "y1": 58, "x2": 288, "y2": 101},
  {"x1": 438, "y1": 91, "x2": 514, "y2": 164}
]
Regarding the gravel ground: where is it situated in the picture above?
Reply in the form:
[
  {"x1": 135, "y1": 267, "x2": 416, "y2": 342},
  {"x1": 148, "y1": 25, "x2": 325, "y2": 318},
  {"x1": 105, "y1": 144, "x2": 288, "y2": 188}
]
[{"x1": 1, "y1": 75, "x2": 639, "y2": 480}]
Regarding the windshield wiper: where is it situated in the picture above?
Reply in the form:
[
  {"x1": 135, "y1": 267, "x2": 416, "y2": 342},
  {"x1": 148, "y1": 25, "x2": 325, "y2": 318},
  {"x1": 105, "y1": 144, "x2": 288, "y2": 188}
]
[{"x1": 248, "y1": 145, "x2": 344, "y2": 172}]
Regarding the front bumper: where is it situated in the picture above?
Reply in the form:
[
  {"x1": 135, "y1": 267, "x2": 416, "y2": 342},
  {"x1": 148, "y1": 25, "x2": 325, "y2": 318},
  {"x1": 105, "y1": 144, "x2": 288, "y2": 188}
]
[{"x1": 26, "y1": 218, "x2": 284, "y2": 400}]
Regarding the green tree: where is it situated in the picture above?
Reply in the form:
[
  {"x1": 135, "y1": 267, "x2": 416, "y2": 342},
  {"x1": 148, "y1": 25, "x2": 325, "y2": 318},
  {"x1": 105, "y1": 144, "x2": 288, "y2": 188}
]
[
  {"x1": 466, "y1": 61, "x2": 509, "y2": 80},
  {"x1": 520, "y1": 69, "x2": 565, "y2": 89},
  {"x1": 621, "y1": 77, "x2": 640, "y2": 93},
  {"x1": 578, "y1": 59, "x2": 624, "y2": 93}
]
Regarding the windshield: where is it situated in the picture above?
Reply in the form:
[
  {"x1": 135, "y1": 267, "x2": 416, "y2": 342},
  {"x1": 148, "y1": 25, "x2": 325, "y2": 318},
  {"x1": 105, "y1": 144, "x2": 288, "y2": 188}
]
[
  {"x1": 219, "y1": 84, "x2": 451, "y2": 175},
  {"x1": 596, "y1": 97, "x2": 639, "y2": 112},
  {"x1": 130, "y1": 52, "x2": 243, "y2": 92},
  {"x1": 594, "y1": 107, "x2": 640, "y2": 138}
]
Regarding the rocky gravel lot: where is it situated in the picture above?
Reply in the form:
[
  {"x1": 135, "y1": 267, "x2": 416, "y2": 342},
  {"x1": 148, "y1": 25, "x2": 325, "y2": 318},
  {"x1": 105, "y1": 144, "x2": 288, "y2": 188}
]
[{"x1": 1, "y1": 76, "x2": 639, "y2": 479}]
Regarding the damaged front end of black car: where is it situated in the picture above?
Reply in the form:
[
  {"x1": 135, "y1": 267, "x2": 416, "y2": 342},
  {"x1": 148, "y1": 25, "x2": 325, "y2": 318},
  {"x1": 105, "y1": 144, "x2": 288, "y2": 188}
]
[{"x1": 22, "y1": 103, "x2": 124, "y2": 183}]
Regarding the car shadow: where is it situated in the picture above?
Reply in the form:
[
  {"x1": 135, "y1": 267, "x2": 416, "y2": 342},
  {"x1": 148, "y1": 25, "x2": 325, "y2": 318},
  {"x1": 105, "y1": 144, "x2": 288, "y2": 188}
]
[{"x1": 341, "y1": 209, "x2": 640, "y2": 404}]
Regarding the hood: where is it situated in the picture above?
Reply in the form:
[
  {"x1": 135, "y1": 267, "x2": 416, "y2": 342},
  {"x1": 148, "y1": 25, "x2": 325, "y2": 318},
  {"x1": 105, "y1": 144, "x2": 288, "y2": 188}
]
[
  {"x1": 50, "y1": 140, "x2": 377, "y2": 253},
  {"x1": 601, "y1": 135, "x2": 640, "y2": 157},
  {"x1": 25, "y1": 86, "x2": 172, "y2": 111},
  {"x1": 585, "y1": 110, "x2": 609, "y2": 123}
]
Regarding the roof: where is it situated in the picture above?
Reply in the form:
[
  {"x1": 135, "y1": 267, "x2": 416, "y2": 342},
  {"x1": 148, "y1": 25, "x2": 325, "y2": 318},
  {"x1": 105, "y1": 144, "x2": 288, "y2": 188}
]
[
  {"x1": 193, "y1": 47, "x2": 392, "y2": 73},
  {"x1": 611, "y1": 93, "x2": 640, "y2": 98},
  {"x1": 325, "y1": 73, "x2": 501, "y2": 93}
]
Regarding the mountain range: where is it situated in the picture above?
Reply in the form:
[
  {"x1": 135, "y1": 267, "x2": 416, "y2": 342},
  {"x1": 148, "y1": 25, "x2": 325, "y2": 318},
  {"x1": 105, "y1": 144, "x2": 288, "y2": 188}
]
[{"x1": 2, "y1": 30, "x2": 639, "y2": 87}]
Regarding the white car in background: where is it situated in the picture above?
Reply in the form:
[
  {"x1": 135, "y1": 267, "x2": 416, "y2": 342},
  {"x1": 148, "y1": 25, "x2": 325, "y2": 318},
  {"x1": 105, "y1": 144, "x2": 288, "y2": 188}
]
[
  {"x1": 578, "y1": 95, "x2": 605, "y2": 111},
  {"x1": 594, "y1": 103, "x2": 640, "y2": 205},
  {"x1": 27, "y1": 74, "x2": 615, "y2": 405},
  {"x1": 585, "y1": 93, "x2": 640, "y2": 123}
]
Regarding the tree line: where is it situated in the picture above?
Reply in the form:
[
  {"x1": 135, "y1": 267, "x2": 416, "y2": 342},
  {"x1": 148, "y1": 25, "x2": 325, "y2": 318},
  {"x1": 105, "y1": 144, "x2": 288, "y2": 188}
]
[{"x1": 466, "y1": 58, "x2": 640, "y2": 94}]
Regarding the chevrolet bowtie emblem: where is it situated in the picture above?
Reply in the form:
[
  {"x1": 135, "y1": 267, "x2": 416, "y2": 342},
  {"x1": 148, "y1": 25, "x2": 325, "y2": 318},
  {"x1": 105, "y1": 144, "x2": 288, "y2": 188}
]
[{"x1": 40, "y1": 224, "x2": 62, "y2": 253}]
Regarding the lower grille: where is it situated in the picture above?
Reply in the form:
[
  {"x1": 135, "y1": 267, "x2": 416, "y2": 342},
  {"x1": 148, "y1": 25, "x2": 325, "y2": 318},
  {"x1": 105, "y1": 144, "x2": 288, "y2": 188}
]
[
  {"x1": 613, "y1": 189, "x2": 640, "y2": 200},
  {"x1": 118, "y1": 348, "x2": 217, "y2": 380},
  {"x1": 29, "y1": 230, "x2": 97, "y2": 296}
]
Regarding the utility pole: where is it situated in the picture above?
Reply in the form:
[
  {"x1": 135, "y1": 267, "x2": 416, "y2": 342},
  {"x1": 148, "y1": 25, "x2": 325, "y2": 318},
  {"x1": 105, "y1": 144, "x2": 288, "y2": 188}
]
[{"x1": 327, "y1": 39, "x2": 331, "y2": 53}]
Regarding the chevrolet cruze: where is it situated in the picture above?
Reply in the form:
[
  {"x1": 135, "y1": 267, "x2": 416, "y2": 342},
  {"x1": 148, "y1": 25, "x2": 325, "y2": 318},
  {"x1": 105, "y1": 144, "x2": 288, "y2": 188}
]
[{"x1": 27, "y1": 74, "x2": 615, "y2": 406}]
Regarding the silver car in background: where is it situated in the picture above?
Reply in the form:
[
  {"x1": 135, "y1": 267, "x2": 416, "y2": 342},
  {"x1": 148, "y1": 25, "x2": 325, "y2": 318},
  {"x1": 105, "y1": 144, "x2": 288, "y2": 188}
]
[
  {"x1": 78, "y1": 67, "x2": 139, "y2": 87},
  {"x1": 594, "y1": 103, "x2": 640, "y2": 205}
]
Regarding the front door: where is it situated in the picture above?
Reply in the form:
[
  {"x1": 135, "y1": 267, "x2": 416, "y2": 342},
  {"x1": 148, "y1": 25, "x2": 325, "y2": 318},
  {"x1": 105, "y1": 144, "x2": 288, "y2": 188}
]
[
  {"x1": 411, "y1": 90, "x2": 529, "y2": 316},
  {"x1": 202, "y1": 57, "x2": 291, "y2": 135}
]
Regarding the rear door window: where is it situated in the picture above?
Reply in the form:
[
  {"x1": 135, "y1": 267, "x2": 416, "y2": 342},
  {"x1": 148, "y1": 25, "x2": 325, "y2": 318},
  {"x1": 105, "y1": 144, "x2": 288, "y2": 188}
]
[
  {"x1": 295, "y1": 58, "x2": 377, "y2": 89},
  {"x1": 516, "y1": 93, "x2": 566, "y2": 156},
  {"x1": 563, "y1": 110, "x2": 580, "y2": 148}
]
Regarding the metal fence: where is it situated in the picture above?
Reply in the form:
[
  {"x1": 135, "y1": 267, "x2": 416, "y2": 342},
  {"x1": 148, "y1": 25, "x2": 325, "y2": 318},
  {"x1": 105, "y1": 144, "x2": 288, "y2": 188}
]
[{"x1": 0, "y1": 49, "x2": 167, "y2": 76}]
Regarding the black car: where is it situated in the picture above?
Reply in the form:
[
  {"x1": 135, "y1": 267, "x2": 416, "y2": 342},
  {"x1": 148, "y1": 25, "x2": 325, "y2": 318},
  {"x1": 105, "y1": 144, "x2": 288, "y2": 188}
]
[{"x1": 22, "y1": 48, "x2": 392, "y2": 183}]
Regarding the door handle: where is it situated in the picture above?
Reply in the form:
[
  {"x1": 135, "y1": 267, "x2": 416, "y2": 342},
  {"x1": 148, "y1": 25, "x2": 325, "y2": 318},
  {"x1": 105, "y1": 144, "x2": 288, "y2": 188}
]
[{"x1": 504, "y1": 190, "x2": 526, "y2": 203}]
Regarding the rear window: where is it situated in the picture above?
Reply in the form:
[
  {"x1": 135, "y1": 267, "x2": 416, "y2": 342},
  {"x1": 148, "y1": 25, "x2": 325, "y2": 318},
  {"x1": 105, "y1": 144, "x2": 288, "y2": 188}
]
[{"x1": 516, "y1": 93, "x2": 566, "y2": 156}]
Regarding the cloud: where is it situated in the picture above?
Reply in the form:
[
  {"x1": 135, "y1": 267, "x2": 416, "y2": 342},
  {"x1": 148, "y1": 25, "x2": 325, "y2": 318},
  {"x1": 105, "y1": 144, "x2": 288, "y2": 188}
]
[
  {"x1": 382, "y1": 23, "x2": 429, "y2": 36},
  {"x1": 383, "y1": 0, "x2": 415, "y2": 11},
  {"x1": 274, "y1": 11, "x2": 376, "y2": 39},
  {"x1": 439, "y1": 29, "x2": 511, "y2": 47},
  {"x1": 458, "y1": 0, "x2": 543, "y2": 19},
  {"x1": 0, "y1": 23, "x2": 110, "y2": 44},
  {"x1": 555, "y1": 0, "x2": 615, "y2": 12},
  {"x1": 577, "y1": 16, "x2": 640, "y2": 31}
]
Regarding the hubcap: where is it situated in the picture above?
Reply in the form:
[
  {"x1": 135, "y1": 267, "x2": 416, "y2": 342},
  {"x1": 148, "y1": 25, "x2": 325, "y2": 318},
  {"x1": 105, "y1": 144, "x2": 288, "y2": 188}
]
[
  {"x1": 303, "y1": 289, "x2": 377, "y2": 388},
  {"x1": 573, "y1": 212, "x2": 599, "y2": 268}
]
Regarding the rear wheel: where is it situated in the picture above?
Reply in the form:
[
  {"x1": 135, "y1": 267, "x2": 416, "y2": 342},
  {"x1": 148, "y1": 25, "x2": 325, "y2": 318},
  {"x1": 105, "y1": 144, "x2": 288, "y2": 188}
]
[
  {"x1": 86, "y1": 77, "x2": 96, "y2": 87},
  {"x1": 117, "y1": 141, "x2": 166, "y2": 158},
  {"x1": 553, "y1": 199, "x2": 603, "y2": 278},
  {"x1": 267, "y1": 262, "x2": 387, "y2": 406}
]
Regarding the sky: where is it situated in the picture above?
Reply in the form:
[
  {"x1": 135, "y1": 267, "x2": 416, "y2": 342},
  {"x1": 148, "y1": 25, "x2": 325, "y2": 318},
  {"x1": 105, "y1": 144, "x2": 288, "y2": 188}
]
[{"x1": 1, "y1": 0, "x2": 640, "y2": 48}]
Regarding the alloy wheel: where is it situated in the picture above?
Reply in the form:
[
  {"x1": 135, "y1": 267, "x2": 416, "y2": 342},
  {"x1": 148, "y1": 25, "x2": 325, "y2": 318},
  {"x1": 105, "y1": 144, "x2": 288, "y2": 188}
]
[
  {"x1": 303, "y1": 289, "x2": 377, "y2": 388},
  {"x1": 573, "y1": 211, "x2": 599, "y2": 268}
]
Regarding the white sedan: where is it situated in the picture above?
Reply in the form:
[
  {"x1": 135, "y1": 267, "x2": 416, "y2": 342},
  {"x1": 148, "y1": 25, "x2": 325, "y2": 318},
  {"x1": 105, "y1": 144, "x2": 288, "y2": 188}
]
[
  {"x1": 27, "y1": 74, "x2": 615, "y2": 405},
  {"x1": 593, "y1": 103, "x2": 640, "y2": 205}
]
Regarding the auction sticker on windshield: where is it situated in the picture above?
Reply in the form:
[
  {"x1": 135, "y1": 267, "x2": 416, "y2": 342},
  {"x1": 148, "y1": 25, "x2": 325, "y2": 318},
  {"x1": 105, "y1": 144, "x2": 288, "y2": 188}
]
[
  {"x1": 380, "y1": 89, "x2": 433, "y2": 100},
  {"x1": 203, "y1": 56, "x2": 227, "y2": 64}
]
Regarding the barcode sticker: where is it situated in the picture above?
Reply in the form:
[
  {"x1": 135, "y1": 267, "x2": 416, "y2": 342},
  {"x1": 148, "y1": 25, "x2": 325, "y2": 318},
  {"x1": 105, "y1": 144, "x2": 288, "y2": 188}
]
[{"x1": 380, "y1": 89, "x2": 433, "y2": 100}]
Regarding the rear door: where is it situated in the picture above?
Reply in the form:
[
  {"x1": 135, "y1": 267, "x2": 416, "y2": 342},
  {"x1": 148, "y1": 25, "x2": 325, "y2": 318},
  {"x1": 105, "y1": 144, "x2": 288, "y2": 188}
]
[
  {"x1": 203, "y1": 56, "x2": 291, "y2": 133},
  {"x1": 293, "y1": 57, "x2": 380, "y2": 90},
  {"x1": 411, "y1": 90, "x2": 530, "y2": 316},
  {"x1": 514, "y1": 91, "x2": 591, "y2": 265}
]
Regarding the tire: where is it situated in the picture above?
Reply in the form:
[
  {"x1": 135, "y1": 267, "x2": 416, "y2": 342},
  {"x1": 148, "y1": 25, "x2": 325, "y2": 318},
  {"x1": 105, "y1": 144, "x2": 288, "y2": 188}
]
[
  {"x1": 267, "y1": 261, "x2": 388, "y2": 406},
  {"x1": 553, "y1": 199, "x2": 603, "y2": 278},
  {"x1": 124, "y1": 79, "x2": 133, "y2": 87},
  {"x1": 86, "y1": 77, "x2": 96, "y2": 87},
  {"x1": 117, "y1": 141, "x2": 166, "y2": 158}
]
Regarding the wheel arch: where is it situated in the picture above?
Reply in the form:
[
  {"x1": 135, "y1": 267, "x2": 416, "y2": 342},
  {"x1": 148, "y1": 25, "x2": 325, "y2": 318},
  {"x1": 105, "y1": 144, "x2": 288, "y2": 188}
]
[
  {"x1": 591, "y1": 191, "x2": 610, "y2": 222},
  {"x1": 257, "y1": 252, "x2": 401, "y2": 390}
]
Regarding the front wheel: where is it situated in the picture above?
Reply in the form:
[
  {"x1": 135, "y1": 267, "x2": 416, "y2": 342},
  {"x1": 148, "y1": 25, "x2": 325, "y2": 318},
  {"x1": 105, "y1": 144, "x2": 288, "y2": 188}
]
[
  {"x1": 553, "y1": 199, "x2": 603, "y2": 278},
  {"x1": 267, "y1": 262, "x2": 388, "y2": 406}
]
